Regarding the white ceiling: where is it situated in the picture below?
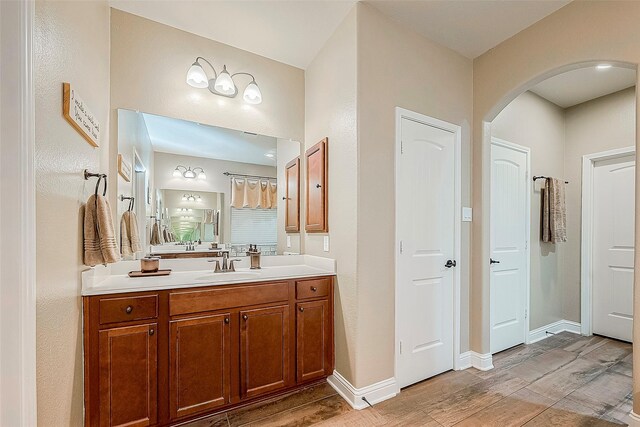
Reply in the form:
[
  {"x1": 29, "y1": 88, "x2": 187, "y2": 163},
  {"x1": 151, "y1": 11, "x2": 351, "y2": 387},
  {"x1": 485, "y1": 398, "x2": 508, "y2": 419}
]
[
  {"x1": 366, "y1": 0, "x2": 570, "y2": 58},
  {"x1": 110, "y1": 0, "x2": 571, "y2": 67},
  {"x1": 109, "y1": 0, "x2": 356, "y2": 69},
  {"x1": 530, "y1": 66, "x2": 636, "y2": 108},
  {"x1": 141, "y1": 113, "x2": 277, "y2": 166}
]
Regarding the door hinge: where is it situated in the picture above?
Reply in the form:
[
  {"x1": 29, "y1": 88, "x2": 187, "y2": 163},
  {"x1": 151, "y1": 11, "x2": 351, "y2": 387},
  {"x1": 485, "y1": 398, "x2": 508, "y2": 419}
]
[
  {"x1": 401, "y1": 140, "x2": 404, "y2": 154},
  {"x1": 400, "y1": 240, "x2": 403, "y2": 254},
  {"x1": 399, "y1": 340, "x2": 403, "y2": 354},
  {"x1": 525, "y1": 309, "x2": 528, "y2": 319}
]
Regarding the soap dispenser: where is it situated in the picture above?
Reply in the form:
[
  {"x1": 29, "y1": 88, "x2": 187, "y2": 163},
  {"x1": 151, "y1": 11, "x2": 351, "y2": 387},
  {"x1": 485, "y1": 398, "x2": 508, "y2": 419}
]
[{"x1": 246, "y1": 244, "x2": 261, "y2": 269}]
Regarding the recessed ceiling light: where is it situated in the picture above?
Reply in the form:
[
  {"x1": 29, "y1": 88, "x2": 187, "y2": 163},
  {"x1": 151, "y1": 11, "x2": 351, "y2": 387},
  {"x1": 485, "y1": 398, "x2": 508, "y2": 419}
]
[
  {"x1": 264, "y1": 153, "x2": 275, "y2": 158},
  {"x1": 596, "y1": 64, "x2": 612, "y2": 70}
]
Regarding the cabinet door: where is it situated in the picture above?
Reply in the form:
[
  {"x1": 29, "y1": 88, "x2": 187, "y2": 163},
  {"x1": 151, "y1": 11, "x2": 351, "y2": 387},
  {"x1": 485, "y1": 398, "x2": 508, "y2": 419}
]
[
  {"x1": 240, "y1": 306, "x2": 290, "y2": 399},
  {"x1": 285, "y1": 157, "x2": 300, "y2": 232},
  {"x1": 296, "y1": 300, "x2": 331, "y2": 382},
  {"x1": 305, "y1": 138, "x2": 328, "y2": 232},
  {"x1": 99, "y1": 324, "x2": 157, "y2": 427},
  {"x1": 170, "y1": 314, "x2": 231, "y2": 420}
]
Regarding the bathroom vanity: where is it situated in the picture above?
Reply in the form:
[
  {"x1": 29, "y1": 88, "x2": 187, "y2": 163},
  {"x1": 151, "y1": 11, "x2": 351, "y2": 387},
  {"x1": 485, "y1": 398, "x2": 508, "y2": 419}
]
[{"x1": 82, "y1": 256, "x2": 335, "y2": 427}]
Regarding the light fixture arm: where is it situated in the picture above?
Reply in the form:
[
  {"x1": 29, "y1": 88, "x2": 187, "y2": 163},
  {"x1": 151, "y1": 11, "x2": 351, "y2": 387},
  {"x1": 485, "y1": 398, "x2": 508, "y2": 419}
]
[
  {"x1": 192, "y1": 167, "x2": 205, "y2": 173},
  {"x1": 195, "y1": 57, "x2": 218, "y2": 79},
  {"x1": 231, "y1": 72, "x2": 257, "y2": 83}
]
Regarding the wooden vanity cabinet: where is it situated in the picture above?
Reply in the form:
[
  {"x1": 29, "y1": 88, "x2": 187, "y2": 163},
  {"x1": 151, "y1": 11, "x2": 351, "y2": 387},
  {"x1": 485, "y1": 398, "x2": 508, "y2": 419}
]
[
  {"x1": 83, "y1": 276, "x2": 334, "y2": 427},
  {"x1": 305, "y1": 138, "x2": 328, "y2": 232},
  {"x1": 285, "y1": 157, "x2": 300, "y2": 232}
]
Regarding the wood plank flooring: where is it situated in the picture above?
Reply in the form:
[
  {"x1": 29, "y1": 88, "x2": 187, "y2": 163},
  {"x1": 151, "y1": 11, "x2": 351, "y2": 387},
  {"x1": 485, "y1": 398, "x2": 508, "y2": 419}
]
[{"x1": 184, "y1": 332, "x2": 632, "y2": 426}]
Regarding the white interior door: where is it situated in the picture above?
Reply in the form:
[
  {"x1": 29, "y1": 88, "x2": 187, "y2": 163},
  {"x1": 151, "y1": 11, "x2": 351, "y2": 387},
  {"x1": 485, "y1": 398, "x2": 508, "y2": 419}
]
[
  {"x1": 592, "y1": 155, "x2": 635, "y2": 342},
  {"x1": 490, "y1": 140, "x2": 529, "y2": 354},
  {"x1": 397, "y1": 116, "x2": 456, "y2": 389}
]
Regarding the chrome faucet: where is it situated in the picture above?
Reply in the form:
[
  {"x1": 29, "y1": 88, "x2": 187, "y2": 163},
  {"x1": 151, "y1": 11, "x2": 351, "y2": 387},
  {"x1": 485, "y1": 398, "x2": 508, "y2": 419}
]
[{"x1": 209, "y1": 251, "x2": 242, "y2": 273}]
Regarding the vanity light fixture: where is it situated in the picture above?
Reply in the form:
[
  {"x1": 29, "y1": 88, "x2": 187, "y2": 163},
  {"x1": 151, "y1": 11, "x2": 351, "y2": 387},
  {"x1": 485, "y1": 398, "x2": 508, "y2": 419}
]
[
  {"x1": 181, "y1": 194, "x2": 202, "y2": 202},
  {"x1": 186, "y1": 57, "x2": 263, "y2": 105},
  {"x1": 596, "y1": 64, "x2": 612, "y2": 70},
  {"x1": 173, "y1": 165, "x2": 206, "y2": 180}
]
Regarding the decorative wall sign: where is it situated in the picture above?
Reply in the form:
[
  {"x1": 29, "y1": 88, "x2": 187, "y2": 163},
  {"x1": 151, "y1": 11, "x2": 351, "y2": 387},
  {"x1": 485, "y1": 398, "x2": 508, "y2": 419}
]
[
  {"x1": 118, "y1": 154, "x2": 132, "y2": 182},
  {"x1": 63, "y1": 83, "x2": 101, "y2": 147}
]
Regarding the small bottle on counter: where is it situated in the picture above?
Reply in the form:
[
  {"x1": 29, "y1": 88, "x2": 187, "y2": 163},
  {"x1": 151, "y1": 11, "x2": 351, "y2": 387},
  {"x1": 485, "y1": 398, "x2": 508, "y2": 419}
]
[{"x1": 246, "y1": 244, "x2": 261, "y2": 269}]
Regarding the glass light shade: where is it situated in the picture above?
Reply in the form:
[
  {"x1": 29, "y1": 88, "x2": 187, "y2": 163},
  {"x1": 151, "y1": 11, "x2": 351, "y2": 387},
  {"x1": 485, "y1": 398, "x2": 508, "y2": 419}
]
[
  {"x1": 173, "y1": 168, "x2": 182, "y2": 177},
  {"x1": 243, "y1": 81, "x2": 262, "y2": 105},
  {"x1": 186, "y1": 62, "x2": 209, "y2": 88},
  {"x1": 181, "y1": 196, "x2": 187, "y2": 201},
  {"x1": 183, "y1": 169, "x2": 196, "y2": 179},
  {"x1": 214, "y1": 66, "x2": 236, "y2": 95},
  {"x1": 188, "y1": 196, "x2": 195, "y2": 201},
  {"x1": 198, "y1": 171, "x2": 207, "y2": 180}
]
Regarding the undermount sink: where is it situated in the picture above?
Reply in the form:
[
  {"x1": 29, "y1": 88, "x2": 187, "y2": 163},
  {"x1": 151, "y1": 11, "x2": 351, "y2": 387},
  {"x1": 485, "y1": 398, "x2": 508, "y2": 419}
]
[{"x1": 194, "y1": 271, "x2": 261, "y2": 282}]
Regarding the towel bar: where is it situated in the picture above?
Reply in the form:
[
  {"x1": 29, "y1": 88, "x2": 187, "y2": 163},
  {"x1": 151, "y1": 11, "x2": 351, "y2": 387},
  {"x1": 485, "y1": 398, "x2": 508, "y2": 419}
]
[{"x1": 532, "y1": 175, "x2": 568, "y2": 184}]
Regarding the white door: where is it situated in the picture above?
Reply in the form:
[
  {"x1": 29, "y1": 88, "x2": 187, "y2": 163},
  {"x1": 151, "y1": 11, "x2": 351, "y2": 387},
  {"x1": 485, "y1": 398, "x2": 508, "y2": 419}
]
[
  {"x1": 490, "y1": 140, "x2": 529, "y2": 354},
  {"x1": 592, "y1": 155, "x2": 635, "y2": 342},
  {"x1": 397, "y1": 116, "x2": 456, "y2": 389}
]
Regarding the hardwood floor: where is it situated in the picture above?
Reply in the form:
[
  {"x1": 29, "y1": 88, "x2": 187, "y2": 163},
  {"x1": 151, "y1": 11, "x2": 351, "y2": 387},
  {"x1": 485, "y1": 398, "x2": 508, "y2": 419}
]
[{"x1": 184, "y1": 332, "x2": 632, "y2": 426}]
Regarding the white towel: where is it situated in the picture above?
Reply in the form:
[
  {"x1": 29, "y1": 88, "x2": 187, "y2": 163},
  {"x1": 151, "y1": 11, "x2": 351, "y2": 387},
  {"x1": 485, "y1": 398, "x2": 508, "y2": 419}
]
[{"x1": 231, "y1": 178, "x2": 246, "y2": 208}]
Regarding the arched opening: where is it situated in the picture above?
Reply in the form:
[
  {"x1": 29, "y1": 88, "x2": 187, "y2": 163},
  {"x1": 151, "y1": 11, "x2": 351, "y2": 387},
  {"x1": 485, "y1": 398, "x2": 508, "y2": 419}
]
[{"x1": 480, "y1": 61, "x2": 637, "y2": 361}]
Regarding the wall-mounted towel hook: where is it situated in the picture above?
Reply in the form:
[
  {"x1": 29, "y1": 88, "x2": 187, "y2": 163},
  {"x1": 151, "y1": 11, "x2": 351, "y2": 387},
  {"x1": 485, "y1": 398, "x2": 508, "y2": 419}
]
[
  {"x1": 84, "y1": 170, "x2": 107, "y2": 196},
  {"x1": 119, "y1": 195, "x2": 135, "y2": 211}
]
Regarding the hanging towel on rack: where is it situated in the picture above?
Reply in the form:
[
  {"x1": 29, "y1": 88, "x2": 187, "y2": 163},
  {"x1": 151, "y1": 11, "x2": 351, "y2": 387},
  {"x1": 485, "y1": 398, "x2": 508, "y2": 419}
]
[
  {"x1": 203, "y1": 209, "x2": 214, "y2": 224},
  {"x1": 83, "y1": 194, "x2": 120, "y2": 266},
  {"x1": 150, "y1": 222, "x2": 162, "y2": 245},
  {"x1": 231, "y1": 178, "x2": 246, "y2": 208},
  {"x1": 120, "y1": 211, "x2": 142, "y2": 256},
  {"x1": 245, "y1": 179, "x2": 260, "y2": 208},
  {"x1": 542, "y1": 178, "x2": 567, "y2": 243},
  {"x1": 259, "y1": 181, "x2": 270, "y2": 208},
  {"x1": 163, "y1": 227, "x2": 169, "y2": 243}
]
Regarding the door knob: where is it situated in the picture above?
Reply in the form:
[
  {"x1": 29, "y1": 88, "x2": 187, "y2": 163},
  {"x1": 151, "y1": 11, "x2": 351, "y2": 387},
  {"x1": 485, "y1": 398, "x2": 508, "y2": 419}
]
[
  {"x1": 445, "y1": 260, "x2": 457, "y2": 268},
  {"x1": 490, "y1": 258, "x2": 500, "y2": 264}
]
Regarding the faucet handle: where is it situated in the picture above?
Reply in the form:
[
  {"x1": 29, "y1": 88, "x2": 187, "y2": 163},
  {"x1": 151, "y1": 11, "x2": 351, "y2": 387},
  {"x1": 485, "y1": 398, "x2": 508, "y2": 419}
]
[
  {"x1": 228, "y1": 259, "x2": 243, "y2": 272},
  {"x1": 208, "y1": 259, "x2": 222, "y2": 272}
]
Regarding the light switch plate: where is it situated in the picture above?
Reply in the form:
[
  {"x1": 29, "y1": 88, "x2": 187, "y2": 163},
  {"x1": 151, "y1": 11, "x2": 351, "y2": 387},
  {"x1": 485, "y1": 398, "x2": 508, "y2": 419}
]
[
  {"x1": 462, "y1": 207, "x2": 473, "y2": 222},
  {"x1": 323, "y1": 235, "x2": 330, "y2": 252},
  {"x1": 287, "y1": 235, "x2": 291, "y2": 248}
]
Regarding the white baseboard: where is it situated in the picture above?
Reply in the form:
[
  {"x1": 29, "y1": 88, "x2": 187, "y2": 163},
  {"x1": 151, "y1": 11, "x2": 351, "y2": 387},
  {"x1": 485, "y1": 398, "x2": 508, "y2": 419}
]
[
  {"x1": 458, "y1": 351, "x2": 494, "y2": 371},
  {"x1": 528, "y1": 319, "x2": 582, "y2": 344},
  {"x1": 327, "y1": 371, "x2": 399, "y2": 410},
  {"x1": 628, "y1": 410, "x2": 640, "y2": 426}
]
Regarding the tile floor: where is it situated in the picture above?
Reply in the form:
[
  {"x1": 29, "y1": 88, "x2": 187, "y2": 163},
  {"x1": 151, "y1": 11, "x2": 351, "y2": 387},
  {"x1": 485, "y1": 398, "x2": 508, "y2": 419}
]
[{"x1": 185, "y1": 332, "x2": 632, "y2": 426}]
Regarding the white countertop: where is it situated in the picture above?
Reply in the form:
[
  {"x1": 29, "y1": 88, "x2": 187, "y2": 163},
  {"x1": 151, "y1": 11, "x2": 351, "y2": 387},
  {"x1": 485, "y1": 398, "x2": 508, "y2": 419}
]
[{"x1": 81, "y1": 255, "x2": 336, "y2": 296}]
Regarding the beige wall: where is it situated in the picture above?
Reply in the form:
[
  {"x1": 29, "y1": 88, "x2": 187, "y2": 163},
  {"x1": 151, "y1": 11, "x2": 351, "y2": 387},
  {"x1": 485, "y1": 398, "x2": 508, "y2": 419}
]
[
  {"x1": 355, "y1": 3, "x2": 473, "y2": 387},
  {"x1": 304, "y1": 6, "x2": 358, "y2": 383},
  {"x1": 492, "y1": 91, "x2": 566, "y2": 330},
  {"x1": 563, "y1": 87, "x2": 636, "y2": 322},
  {"x1": 34, "y1": 1, "x2": 111, "y2": 425},
  {"x1": 472, "y1": 1, "x2": 640, "y2": 358}
]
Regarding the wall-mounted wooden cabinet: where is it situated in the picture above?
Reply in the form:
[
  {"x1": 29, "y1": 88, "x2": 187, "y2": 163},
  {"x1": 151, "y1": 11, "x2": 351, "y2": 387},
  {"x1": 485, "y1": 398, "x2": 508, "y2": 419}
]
[
  {"x1": 305, "y1": 138, "x2": 328, "y2": 232},
  {"x1": 284, "y1": 157, "x2": 300, "y2": 232},
  {"x1": 83, "y1": 276, "x2": 334, "y2": 427}
]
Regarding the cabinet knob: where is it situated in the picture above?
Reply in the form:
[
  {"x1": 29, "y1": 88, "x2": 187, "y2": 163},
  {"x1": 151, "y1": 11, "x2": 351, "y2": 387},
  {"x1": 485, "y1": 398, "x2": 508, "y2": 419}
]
[
  {"x1": 299, "y1": 307, "x2": 304, "y2": 312},
  {"x1": 125, "y1": 306, "x2": 133, "y2": 314},
  {"x1": 311, "y1": 286, "x2": 317, "y2": 292},
  {"x1": 149, "y1": 329, "x2": 154, "y2": 336},
  {"x1": 224, "y1": 317, "x2": 230, "y2": 324},
  {"x1": 243, "y1": 314, "x2": 248, "y2": 320},
  {"x1": 316, "y1": 184, "x2": 322, "y2": 188}
]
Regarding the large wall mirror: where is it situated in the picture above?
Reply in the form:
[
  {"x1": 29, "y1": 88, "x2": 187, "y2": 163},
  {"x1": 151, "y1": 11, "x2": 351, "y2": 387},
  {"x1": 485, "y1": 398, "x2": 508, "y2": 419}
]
[{"x1": 116, "y1": 108, "x2": 302, "y2": 258}]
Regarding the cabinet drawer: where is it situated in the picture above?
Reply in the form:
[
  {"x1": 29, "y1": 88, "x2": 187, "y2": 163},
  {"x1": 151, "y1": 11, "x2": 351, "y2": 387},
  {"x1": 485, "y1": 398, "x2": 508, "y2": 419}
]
[
  {"x1": 99, "y1": 295, "x2": 158, "y2": 325},
  {"x1": 170, "y1": 282, "x2": 289, "y2": 316},
  {"x1": 296, "y1": 278, "x2": 330, "y2": 300}
]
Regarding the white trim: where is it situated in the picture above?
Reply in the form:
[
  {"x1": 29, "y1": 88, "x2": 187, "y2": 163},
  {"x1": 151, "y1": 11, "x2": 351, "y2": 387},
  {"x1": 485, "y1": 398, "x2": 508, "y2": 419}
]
[
  {"x1": 327, "y1": 372, "x2": 399, "y2": 410},
  {"x1": 628, "y1": 411, "x2": 640, "y2": 427},
  {"x1": 458, "y1": 351, "x2": 494, "y2": 371},
  {"x1": 489, "y1": 137, "x2": 532, "y2": 347},
  {"x1": 528, "y1": 320, "x2": 582, "y2": 344},
  {"x1": 394, "y1": 107, "x2": 463, "y2": 387},
  {"x1": 580, "y1": 146, "x2": 635, "y2": 336},
  {"x1": 0, "y1": 0, "x2": 37, "y2": 425}
]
